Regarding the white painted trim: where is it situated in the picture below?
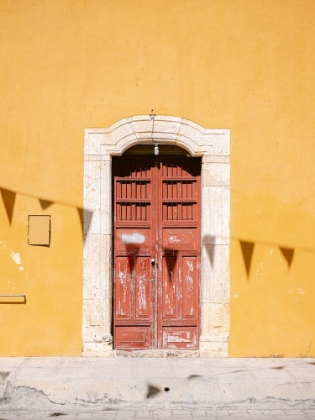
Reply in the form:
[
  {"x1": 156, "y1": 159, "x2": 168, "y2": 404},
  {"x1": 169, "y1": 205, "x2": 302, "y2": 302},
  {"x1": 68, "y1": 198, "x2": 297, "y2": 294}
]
[{"x1": 83, "y1": 115, "x2": 230, "y2": 357}]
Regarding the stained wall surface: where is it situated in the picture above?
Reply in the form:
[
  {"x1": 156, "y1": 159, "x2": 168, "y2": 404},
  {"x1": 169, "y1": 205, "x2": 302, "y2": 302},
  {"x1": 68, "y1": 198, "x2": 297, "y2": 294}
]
[{"x1": 0, "y1": 0, "x2": 314, "y2": 356}]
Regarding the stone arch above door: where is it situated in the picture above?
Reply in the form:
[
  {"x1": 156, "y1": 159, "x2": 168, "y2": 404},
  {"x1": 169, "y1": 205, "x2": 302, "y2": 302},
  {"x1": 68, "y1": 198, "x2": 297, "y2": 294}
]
[{"x1": 83, "y1": 115, "x2": 230, "y2": 357}]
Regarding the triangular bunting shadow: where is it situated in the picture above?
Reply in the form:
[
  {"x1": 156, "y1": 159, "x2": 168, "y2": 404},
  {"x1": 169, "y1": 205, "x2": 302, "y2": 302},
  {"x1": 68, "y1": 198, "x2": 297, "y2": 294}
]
[
  {"x1": 163, "y1": 249, "x2": 178, "y2": 282},
  {"x1": 77, "y1": 207, "x2": 93, "y2": 240},
  {"x1": 208, "y1": 245, "x2": 215, "y2": 267},
  {"x1": 240, "y1": 240, "x2": 255, "y2": 279},
  {"x1": 77, "y1": 207, "x2": 84, "y2": 236},
  {"x1": 202, "y1": 235, "x2": 216, "y2": 266},
  {"x1": 126, "y1": 247, "x2": 140, "y2": 273},
  {"x1": 279, "y1": 247, "x2": 294, "y2": 269},
  {"x1": 0, "y1": 188, "x2": 16, "y2": 224},
  {"x1": 39, "y1": 199, "x2": 53, "y2": 210}
]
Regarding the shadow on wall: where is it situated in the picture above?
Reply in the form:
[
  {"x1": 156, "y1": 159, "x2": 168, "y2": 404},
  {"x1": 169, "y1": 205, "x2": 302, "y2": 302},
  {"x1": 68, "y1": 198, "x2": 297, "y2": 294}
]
[
  {"x1": 203, "y1": 235, "x2": 216, "y2": 267},
  {"x1": 279, "y1": 247, "x2": 294, "y2": 269},
  {"x1": 39, "y1": 199, "x2": 54, "y2": 210},
  {"x1": 78, "y1": 207, "x2": 93, "y2": 240},
  {"x1": 0, "y1": 185, "x2": 92, "y2": 242},
  {"x1": 237, "y1": 239, "x2": 297, "y2": 280},
  {"x1": 1, "y1": 186, "x2": 310, "y2": 277},
  {"x1": 0, "y1": 188, "x2": 16, "y2": 224},
  {"x1": 202, "y1": 234, "x2": 301, "y2": 282},
  {"x1": 239, "y1": 240, "x2": 255, "y2": 278}
]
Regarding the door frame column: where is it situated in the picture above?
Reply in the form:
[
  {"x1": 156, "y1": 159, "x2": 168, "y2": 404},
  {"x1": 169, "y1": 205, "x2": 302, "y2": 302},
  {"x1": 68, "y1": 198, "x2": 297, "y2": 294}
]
[{"x1": 83, "y1": 115, "x2": 230, "y2": 357}]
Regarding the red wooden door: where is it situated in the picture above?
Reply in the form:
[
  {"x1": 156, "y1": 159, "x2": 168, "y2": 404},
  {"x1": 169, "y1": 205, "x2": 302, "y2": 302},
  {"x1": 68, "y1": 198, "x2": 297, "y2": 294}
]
[{"x1": 113, "y1": 155, "x2": 201, "y2": 350}]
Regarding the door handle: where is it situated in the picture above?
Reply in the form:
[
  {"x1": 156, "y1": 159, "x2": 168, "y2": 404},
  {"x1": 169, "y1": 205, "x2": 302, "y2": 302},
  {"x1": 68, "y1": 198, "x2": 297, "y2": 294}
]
[{"x1": 151, "y1": 258, "x2": 158, "y2": 268}]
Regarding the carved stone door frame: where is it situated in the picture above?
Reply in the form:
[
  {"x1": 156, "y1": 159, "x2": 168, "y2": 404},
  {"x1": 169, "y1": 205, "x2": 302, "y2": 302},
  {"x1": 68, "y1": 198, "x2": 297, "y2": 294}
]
[{"x1": 83, "y1": 115, "x2": 230, "y2": 357}]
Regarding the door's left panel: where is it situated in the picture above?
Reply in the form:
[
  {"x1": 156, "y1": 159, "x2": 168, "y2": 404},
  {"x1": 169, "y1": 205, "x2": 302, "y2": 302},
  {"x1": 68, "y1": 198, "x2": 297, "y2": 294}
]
[{"x1": 113, "y1": 157, "x2": 156, "y2": 350}]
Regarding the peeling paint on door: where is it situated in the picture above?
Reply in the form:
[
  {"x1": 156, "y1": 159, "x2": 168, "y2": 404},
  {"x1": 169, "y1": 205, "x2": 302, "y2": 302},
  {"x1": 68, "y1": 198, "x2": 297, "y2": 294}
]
[{"x1": 113, "y1": 155, "x2": 201, "y2": 350}]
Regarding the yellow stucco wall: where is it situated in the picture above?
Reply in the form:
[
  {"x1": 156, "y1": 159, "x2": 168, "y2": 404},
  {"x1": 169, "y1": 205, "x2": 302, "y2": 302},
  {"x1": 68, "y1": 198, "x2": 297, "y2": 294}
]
[{"x1": 0, "y1": 0, "x2": 314, "y2": 356}]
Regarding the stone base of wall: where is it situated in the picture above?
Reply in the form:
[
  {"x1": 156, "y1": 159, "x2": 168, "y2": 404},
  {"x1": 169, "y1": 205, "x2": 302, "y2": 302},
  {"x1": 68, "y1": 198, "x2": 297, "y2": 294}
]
[
  {"x1": 199, "y1": 336, "x2": 229, "y2": 358},
  {"x1": 82, "y1": 336, "x2": 113, "y2": 357},
  {"x1": 82, "y1": 340, "x2": 229, "y2": 358}
]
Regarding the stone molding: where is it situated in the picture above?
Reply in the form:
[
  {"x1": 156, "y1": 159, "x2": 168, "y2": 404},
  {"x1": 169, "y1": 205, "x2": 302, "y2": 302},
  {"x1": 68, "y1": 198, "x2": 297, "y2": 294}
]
[{"x1": 83, "y1": 115, "x2": 230, "y2": 357}]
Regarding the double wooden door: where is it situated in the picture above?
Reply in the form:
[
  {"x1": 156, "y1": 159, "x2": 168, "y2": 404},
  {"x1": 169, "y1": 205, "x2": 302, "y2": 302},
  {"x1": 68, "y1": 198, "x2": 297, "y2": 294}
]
[{"x1": 113, "y1": 155, "x2": 201, "y2": 350}]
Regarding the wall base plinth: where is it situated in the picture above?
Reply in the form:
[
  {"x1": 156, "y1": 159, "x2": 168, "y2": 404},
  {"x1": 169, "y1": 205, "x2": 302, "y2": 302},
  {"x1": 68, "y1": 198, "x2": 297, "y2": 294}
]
[
  {"x1": 82, "y1": 336, "x2": 113, "y2": 357},
  {"x1": 199, "y1": 336, "x2": 229, "y2": 358},
  {"x1": 114, "y1": 350, "x2": 200, "y2": 358}
]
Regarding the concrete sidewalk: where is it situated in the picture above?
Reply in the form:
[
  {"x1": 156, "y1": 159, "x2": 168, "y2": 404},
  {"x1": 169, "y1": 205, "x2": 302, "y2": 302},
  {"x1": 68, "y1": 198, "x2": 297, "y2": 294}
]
[{"x1": 0, "y1": 357, "x2": 315, "y2": 411}]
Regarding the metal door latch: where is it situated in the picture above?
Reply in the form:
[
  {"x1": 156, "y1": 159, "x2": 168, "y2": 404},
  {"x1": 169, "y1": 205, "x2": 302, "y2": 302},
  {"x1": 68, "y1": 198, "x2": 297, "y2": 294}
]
[{"x1": 151, "y1": 258, "x2": 158, "y2": 268}]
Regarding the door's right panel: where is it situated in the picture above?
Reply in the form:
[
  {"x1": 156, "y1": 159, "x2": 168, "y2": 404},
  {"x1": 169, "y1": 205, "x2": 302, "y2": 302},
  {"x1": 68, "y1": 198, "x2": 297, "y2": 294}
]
[{"x1": 159, "y1": 157, "x2": 201, "y2": 350}]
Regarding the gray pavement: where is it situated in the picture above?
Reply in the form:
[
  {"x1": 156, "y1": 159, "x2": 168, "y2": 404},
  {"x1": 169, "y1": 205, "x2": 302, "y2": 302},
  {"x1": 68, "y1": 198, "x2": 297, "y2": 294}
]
[
  {"x1": 0, "y1": 409, "x2": 315, "y2": 419},
  {"x1": 0, "y1": 357, "x2": 315, "y2": 414}
]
